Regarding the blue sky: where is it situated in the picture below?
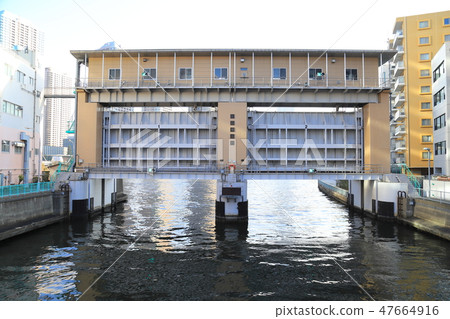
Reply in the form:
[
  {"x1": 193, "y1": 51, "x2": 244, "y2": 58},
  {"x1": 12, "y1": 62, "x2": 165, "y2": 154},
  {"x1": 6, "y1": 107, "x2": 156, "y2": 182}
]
[{"x1": 2, "y1": 0, "x2": 449, "y2": 75}]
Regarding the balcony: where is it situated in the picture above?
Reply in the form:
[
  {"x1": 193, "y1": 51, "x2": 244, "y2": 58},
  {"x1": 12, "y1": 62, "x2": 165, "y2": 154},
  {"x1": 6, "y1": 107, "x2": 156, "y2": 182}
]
[
  {"x1": 394, "y1": 141, "x2": 406, "y2": 152},
  {"x1": 393, "y1": 92, "x2": 405, "y2": 108},
  {"x1": 393, "y1": 46, "x2": 404, "y2": 63},
  {"x1": 394, "y1": 125, "x2": 406, "y2": 136},
  {"x1": 392, "y1": 31, "x2": 404, "y2": 48},
  {"x1": 393, "y1": 109, "x2": 405, "y2": 122},
  {"x1": 393, "y1": 76, "x2": 405, "y2": 92},
  {"x1": 393, "y1": 61, "x2": 405, "y2": 77},
  {"x1": 393, "y1": 154, "x2": 406, "y2": 164}
]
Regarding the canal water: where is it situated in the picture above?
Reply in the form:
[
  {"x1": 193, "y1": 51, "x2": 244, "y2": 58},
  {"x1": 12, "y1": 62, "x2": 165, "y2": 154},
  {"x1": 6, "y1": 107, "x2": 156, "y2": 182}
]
[{"x1": 0, "y1": 179, "x2": 449, "y2": 301}]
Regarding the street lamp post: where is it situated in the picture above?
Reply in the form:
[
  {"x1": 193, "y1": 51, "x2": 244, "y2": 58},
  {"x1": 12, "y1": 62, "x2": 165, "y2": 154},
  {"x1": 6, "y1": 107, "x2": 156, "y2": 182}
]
[{"x1": 423, "y1": 147, "x2": 431, "y2": 197}]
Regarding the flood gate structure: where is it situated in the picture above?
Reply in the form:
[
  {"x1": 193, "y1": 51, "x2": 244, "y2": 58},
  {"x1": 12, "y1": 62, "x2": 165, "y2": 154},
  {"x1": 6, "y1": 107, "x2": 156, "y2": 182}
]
[{"x1": 71, "y1": 48, "x2": 396, "y2": 222}]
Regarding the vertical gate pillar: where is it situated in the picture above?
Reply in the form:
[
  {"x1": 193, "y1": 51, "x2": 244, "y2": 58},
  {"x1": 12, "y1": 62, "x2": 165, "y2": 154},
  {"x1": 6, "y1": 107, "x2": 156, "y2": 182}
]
[{"x1": 216, "y1": 169, "x2": 248, "y2": 223}]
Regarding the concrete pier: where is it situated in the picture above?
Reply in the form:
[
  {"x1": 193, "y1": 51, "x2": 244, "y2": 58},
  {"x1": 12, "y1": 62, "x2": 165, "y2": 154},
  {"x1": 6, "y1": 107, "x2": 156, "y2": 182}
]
[{"x1": 215, "y1": 170, "x2": 248, "y2": 223}]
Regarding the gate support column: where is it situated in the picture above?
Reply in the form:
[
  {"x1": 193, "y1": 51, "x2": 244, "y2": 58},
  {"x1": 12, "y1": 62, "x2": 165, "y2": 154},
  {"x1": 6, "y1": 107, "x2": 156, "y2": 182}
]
[{"x1": 216, "y1": 169, "x2": 248, "y2": 223}]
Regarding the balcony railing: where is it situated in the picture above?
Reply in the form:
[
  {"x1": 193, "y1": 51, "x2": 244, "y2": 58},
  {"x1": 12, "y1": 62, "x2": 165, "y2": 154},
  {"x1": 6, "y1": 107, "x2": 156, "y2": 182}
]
[
  {"x1": 393, "y1": 61, "x2": 405, "y2": 77},
  {"x1": 393, "y1": 46, "x2": 404, "y2": 63},
  {"x1": 394, "y1": 141, "x2": 406, "y2": 152},
  {"x1": 393, "y1": 92, "x2": 405, "y2": 108},
  {"x1": 75, "y1": 76, "x2": 388, "y2": 90},
  {"x1": 392, "y1": 31, "x2": 404, "y2": 48},
  {"x1": 394, "y1": 125, "x2": 406, "y2": 136},
  {"x1": 393, "y1": 109, "x2": 405, "y2": 122},
  {"x1": 393, "y1": 76, "x2": 405, "y2": 92}
]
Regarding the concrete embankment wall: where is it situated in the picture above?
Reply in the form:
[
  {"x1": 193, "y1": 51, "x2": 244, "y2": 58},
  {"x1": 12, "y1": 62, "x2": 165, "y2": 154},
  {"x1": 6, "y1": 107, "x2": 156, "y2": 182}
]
[
  {"x1": 319, "y1": 180, "x2": 450, "y2": 241},
  {"x1": 414, "y1": 198, "x2": 450, "y2": 227},
  {"x1": 318, "y1": 181, "x2": 348, "y2": 205},
  {"x1": 398, "y1": 198, "x2": 450, "y2": 241},
  {"x1": 0, "y1": 191, "x2": 69, "y2": 241}
]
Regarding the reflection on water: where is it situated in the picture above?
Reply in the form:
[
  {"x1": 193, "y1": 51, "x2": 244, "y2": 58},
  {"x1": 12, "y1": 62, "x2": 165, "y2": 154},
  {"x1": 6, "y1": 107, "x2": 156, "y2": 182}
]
[{"x1": 0, "y1": 179, "x2": 449, "y2": 301}]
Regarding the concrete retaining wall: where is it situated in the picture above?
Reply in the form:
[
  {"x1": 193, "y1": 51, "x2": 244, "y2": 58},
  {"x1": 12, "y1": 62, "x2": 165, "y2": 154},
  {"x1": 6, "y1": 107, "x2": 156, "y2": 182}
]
[
  {"x1": 0, "y1": 191, "x2": 69, "y2": 241},
  {"x1": 318, "y1": 181, "x2": 348, "y2": 204},
  {"x1": 319, "y1": 180, "x2": 450, "y2": 241},
  {"x1": 414, "y1": 198, "x2": 450, "y2": 227}
]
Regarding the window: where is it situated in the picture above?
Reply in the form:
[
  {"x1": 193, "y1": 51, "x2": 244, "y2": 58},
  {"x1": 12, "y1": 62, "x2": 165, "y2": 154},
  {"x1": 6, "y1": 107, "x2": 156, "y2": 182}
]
[
  {"x1": 422, "y1": 151, "x2": 431, "y2": 159},
  {"x1": 418, "y1": 20, "x2": 429, "y2": 29},
  {"x1": 419, "y1": 53, "x2": 430, "y2": 61},
  {"x1": 445, "y1": 34, "x2": 450, "y2": 42},
  {"x1": 214, "y1": 67, "x2": 228, "y2": 80},
  {"x1": 2, "y1": 100, "x2": 23, "y2": 118},
  {"x1": 14, "y1": 146, "x2": 22, "y2": 154},
  {"x1": 1, "y1": 140, "x2": 10, "y2": 153},
  {"x1": 420, "y1": 69, "x2": 430, "y2": 77},
  {"x1": 230, "y1": 120, "x2": 235, "y2": 125},
  {"x1": 421, "y1": 102, "x2": 431, "y2": 110},
  {"x1": 422, "y1": 135, "x2": 432, "y2": 143},
  {"x1": 230, "y1": 127, "x2": 235, "y2": 132},
  {"x1": 434, "y1": 114, "x2": 446, "y2": 130},
  {"x1": 273, "y1": 68, "x2": 287, "y2": 80},
  {"x1": 142, "y1": 68, "x2": 156, "y2": 80},
  {"x1": 444, "y1": 18, "x2": 450, "y2": 26},
  {"x1": 419, "y1": 36, "x2": 430, "y2": 45},
  {"x1": 422, "y1": 118, "x2": 431, "y2": 126},
  {"x1": 433, "y1": 62, "x2": 445, "y2": 82},
  {"x1": 420, "y1": 86, "x2": 430, "y2": 94},
  {"x1": 16, "y1": 70, "x2": 25, "y2": 83},
  {"x1": 230, "y1": 114, "x2": 235, "y2": 119},
  {"x1": 309, "y1": 68, "x2": 323, "y2": 80},
  {"x1": 434, "y1": 87, "x2": 446, "y2": 106},
  {"x1": 108, "y1": 68, "x2": 120, "y2": 80},
  {"x1": 230, "y1": 140, "x2": 235, "y2": 145},
  {"x1": 179, "y1": 68, "x2": 192, "y2": 80},
  {"x1": 435, "y1": 141, "x2": 447, "y2": 155},
  {"x1": 4, "y1": 63, "x2": 12, "y2": 77},
  {"x1": 346, "y1": 69, "x2": 358, "y2": 81},
  {"x1": 230, "y1": 134, "x2": 235, "y2": 139}
]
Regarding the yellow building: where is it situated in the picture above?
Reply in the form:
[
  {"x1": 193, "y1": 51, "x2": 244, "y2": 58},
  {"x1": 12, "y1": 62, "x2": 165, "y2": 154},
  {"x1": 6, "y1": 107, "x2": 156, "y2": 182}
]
[{"x1": 390, "y1": 10, "x2": 450, "y2": 174}]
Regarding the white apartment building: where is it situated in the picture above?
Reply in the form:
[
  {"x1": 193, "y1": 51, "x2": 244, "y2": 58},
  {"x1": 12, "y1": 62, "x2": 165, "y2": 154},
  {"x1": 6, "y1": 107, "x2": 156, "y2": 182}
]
[
  {"x1": 0, "y1": 47, "x2": 44, "y2": 184},
  {"x1": 43, "y1": 68, "x2": 74, "y2": 148},
  {"x1": 432, "y1": 42, "x2": 450, "y2": 175},
  {"x1": 0, "y1": 10, "x2": 44, "y2": 54}
]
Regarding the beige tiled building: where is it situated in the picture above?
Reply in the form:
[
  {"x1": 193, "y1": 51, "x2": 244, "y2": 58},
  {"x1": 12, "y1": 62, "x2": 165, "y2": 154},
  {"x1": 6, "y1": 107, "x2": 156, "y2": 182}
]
[{"x1": 389, "y1": 10, "x2": 450, "y2": 174}]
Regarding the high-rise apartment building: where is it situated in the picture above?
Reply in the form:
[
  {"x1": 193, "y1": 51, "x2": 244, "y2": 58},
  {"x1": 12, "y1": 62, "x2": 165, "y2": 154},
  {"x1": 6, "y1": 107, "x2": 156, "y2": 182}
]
[
  {"x1": 431, "y1": 42, "x2": 449, "y2": 175},
  {"x1": 0, "y1": 47, "x2": 44, "y2": 184},
  {"x1": 0, "y1": 10, "x2": 44, "y2": 54},
  {"x1": 389, "y1": 10, "x2": 450, "y2": 175},
  {"x1": 43, "y1": 68, "x2": 74, "y2": 147}
]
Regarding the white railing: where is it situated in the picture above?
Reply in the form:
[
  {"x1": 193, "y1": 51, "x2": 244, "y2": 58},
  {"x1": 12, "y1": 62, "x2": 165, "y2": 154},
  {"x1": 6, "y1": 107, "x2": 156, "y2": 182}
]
[
  {"x1": 75, "y1": 76, "x2": 387, "y2": 90},
  {"x1": 81, "y1": 163, "x2": 386, "y2": 175},
  {"x1": 413, "y1": 188, "x2": 450, "y2": 203},
  {"x1": 395, "y1": 125, "x2": 406, "y2": 135}
]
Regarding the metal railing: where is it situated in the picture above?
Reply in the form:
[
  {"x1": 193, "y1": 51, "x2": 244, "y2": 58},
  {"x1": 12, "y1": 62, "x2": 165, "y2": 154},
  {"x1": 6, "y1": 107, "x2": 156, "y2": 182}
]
[
  {"x1": 412, "y1": 188, "x2": 450, "y2": 203},
  {"x1": 391, "y1": 164, "x2": 421, "y2": 189},
  {"x1": 82, "y1": 163, "x2": 385, "y2": 176},
  {"x1": 75, "y1": 76, "x2": 388, "y2": 90},
  {"x1": 0, "y1": 182, "x2": 55, "y2": 198}
]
